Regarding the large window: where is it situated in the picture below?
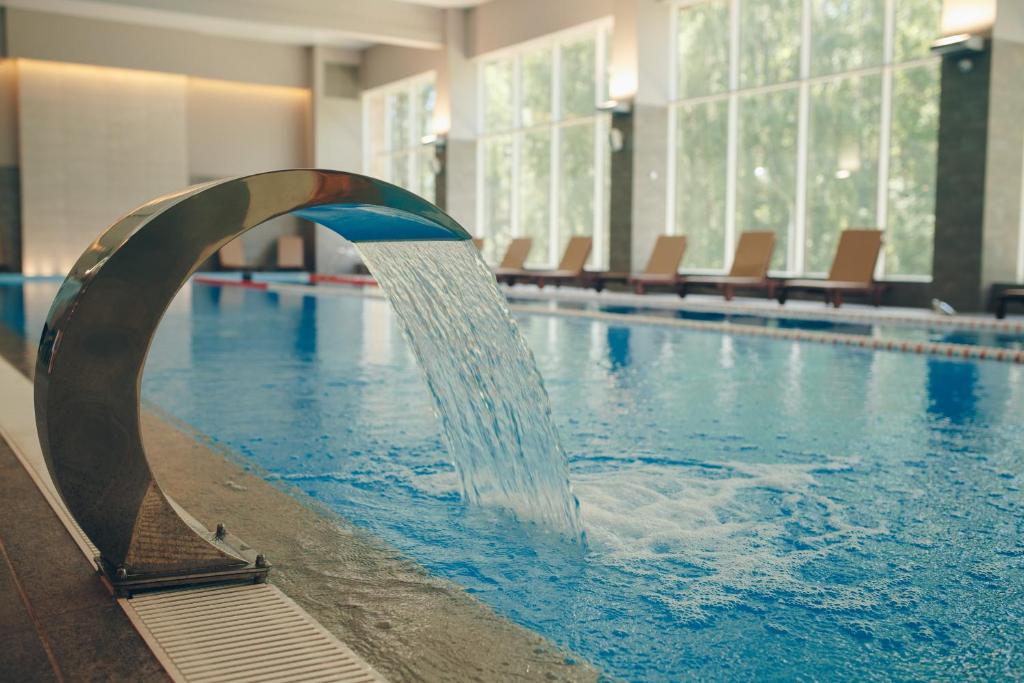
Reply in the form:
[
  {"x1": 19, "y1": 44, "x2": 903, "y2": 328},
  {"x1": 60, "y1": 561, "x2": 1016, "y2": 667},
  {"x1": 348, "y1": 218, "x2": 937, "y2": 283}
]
[
  {"x1": 477, "y1": 23, "x2": 612, "y2": 268},
  {"x1": 363, "y1": 73, "x2": 437, "y2": 202},
  {"x1": 668, "y1": 0, "x2": 941, "y2": 277}
]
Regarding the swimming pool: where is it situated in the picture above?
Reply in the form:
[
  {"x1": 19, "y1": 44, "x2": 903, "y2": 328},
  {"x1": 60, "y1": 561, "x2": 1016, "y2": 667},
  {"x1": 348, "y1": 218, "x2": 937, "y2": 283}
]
[{"x1": 3, "y1": 278, "x2": 1023, "y2": 680}]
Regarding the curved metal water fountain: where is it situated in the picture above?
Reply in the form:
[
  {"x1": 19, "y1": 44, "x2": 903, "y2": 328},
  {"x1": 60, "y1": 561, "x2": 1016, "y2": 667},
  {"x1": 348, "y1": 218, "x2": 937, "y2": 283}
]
[{"x1": 34, "y1": 170, "x2": 471, "y2": 592}]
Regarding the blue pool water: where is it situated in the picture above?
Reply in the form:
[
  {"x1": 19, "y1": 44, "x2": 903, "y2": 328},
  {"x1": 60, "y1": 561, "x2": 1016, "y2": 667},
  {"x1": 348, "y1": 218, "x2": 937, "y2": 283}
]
[{"x1": 3, "y1": 279, "x2": 1024, "y2": 681}]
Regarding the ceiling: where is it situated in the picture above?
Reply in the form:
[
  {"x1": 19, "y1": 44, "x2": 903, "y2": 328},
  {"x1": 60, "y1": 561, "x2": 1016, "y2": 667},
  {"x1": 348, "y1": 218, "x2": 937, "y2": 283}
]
[{"x1": 0, "y1": 0, "x2": 494, "y2": 50}]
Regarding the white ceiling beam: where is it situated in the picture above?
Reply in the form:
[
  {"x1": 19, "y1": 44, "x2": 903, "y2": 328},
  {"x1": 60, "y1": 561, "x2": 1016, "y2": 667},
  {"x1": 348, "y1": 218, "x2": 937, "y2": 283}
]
[{"x1": 0, "y1": 0, "x2": 447, "y2": 49}]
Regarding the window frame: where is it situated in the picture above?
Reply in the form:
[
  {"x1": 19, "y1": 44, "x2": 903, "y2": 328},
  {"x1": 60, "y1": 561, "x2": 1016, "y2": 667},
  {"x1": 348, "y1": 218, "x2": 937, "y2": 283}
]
[
  {"x1": 361, "y1": 71, "x2": 437, "y2": 201},
  {"x1": 666, "y1": 0, "x2": 940, "y2": 281},
  {"x1": 474, "y1": 19, "x2": 613, "y2": 269}
]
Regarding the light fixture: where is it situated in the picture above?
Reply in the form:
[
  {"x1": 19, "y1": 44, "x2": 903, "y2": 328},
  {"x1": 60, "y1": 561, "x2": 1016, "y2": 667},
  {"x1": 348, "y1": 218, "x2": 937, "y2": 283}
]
[
  {"x1": 930, "y1": 32, "x2": 985, "y2": 55},
  {"x1": 597, "y1": 98, "x2": 633, "y2": 115}
]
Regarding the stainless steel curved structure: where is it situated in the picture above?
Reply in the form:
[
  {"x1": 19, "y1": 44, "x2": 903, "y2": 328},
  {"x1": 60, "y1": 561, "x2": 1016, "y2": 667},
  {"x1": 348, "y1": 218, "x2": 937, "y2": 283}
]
[{"x1": 34, "y1": 170, "x2": 470, "y2": 588}]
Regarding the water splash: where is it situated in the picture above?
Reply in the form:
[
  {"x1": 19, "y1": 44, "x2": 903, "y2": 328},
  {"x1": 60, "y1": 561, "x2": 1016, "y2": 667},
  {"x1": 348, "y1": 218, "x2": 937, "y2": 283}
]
[{"x1": 357, "y1": 240, "x2": 582, "y2": 539}]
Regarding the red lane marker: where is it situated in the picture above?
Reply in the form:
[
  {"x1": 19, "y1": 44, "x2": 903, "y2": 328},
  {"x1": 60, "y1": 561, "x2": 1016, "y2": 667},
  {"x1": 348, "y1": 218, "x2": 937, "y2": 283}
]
[
  {"x1": 194, "y1": 277, "x2": 268, "y2": 290},
  {"x1": 310, "y1": 274, "x2": 379, "y2": 287}
]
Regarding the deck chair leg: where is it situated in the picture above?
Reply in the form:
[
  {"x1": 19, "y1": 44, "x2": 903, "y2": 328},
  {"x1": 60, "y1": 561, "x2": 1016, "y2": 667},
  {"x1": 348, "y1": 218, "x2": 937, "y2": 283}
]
[
  {"x1": 634, "y1": 282, "x2": 645, "y2": 295},
  {"x1": 872, "y1": 286, "x2": 882, "y2": 307},
  {"x1": 723, "y1": 284, "x2": 734, "y2": 301},
  {"x1": 832, "y1": 291, "x2": 843, "y2": 308},
  {"x1": 676, "y1": 283, "x2": 687, "y2": 298},
  {"x1": 996, "y1": 298, "x2": 1007, "y2": 319},
  {"x1": 777, "y1": 287, "x2": 788, "y2": 305}
]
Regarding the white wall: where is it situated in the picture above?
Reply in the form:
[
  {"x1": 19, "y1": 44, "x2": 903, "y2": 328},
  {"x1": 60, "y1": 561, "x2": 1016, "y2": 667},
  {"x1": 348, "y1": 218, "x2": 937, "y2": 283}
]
[{"x1": 17, "y1": 59, "x2": 189, "y2": 276}]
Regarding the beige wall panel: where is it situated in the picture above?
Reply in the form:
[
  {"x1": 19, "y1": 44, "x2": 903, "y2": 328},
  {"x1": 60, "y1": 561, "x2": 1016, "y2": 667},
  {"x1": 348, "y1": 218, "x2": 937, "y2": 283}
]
[
  {"x1": 186, "y1": 79, "x2": 309, "y2": 179},
  {"x1": 186, "y1": 78, "x2": 312, "y2": 268},
  {"x1": 0, "y1": 60, "x2": 17, "y2": 167},
  {"x1": 18, "y1": 60, "x2": 188, "y2": 276},
  {"x1": 7, "y1": 9, "x2": 312, "y2": 88}
]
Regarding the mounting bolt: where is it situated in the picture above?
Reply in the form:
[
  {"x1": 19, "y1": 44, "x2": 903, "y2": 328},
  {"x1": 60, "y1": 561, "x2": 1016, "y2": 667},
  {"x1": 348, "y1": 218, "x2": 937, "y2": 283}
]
[
  {"x1": 215, "y1": 523, "x2": 227, "y2": 540},
  {"x1": 255, "y1": 553, "x2": 268, "y2": 568},
  {"x1": 115, "y1": 566, "x2": 128, "y2": 581}
]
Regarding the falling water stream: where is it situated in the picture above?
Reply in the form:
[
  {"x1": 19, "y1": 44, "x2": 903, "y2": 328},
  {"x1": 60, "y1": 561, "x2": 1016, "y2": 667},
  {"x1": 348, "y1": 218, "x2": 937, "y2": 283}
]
[{"x1": 357, "y1": 240, "x2": 583, "y2": 540}]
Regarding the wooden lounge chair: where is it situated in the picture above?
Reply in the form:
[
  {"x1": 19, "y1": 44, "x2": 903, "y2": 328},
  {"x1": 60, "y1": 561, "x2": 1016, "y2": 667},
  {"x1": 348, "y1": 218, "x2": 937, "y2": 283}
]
[
  {"x1": 996, "y1": 288, "x2": 1024, "y2": 319},
  {"x1": 526, "y1": 236, "x2": 594, "y2": 289},
  {"x1": 776, "y1": 228, "x2": 885, "y2": 307},
  {"x1": 218, "y1": 238, "x2": 253, "y2": 279},
  {"x1": 685, "y1": 231, "x2": 777, "y2": 300},
  {"x1": 277, "y1": 235, "x2": 305, "y2": 270},
  {"x1": 589, "y1": 235, "x2": 688, "y2": 294},
  {"x1": 493, "y1": 237, "x2": 534, "y2": 284}
]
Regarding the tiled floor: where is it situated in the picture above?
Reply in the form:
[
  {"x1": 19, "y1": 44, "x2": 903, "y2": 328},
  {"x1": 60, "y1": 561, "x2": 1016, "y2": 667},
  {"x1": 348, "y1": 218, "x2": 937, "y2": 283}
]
[{"x1": 0, "y1": 436, "x2": 168, "y2": 682}]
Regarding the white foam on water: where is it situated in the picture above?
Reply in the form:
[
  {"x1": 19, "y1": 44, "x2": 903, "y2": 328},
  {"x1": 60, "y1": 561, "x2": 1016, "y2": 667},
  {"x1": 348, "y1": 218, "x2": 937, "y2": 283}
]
[
  {"x1": 574, "y1": 457, "x2": 887, "y2": 622},
  {"x1": 357, "y1": 240, "x2": 582, "y2": 539}
]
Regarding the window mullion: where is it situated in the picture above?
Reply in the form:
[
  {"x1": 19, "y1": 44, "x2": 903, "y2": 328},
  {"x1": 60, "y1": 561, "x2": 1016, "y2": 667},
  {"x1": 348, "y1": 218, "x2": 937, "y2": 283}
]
[
  {"x1": 511, "y1": 56, "x2": 523, "y2": 238},
  {"x1": 549, "y1": 44, "x2": 562, "y2": 268},
  {"x1": 793, "y1": 0, "x2": 813, "y2": 275},
  {"x1": 876, "y1": 0, "x2": 896, "y2": 278},
  {"x1": 794, "y1": 83, "x2": 810, "y2": 277},
  {"x1": 723, "y1": 0, "x2": 740, "y2": 270}
]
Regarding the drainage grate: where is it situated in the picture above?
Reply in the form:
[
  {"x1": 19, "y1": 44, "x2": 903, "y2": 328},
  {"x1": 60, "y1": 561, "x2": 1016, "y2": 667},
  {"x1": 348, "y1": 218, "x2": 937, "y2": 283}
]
[{"x1": 122, "y1": 583, "x2": 386, "y2": 683}]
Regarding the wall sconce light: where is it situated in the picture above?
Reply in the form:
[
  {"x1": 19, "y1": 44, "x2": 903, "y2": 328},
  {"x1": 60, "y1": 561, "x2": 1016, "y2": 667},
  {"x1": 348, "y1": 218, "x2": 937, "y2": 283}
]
[
  {"x1": 598, "y1": 98, "x2": 633, "y2": 115},
  {"x1": 930, "y1": 33, "x2": 985, "y2": 56}
]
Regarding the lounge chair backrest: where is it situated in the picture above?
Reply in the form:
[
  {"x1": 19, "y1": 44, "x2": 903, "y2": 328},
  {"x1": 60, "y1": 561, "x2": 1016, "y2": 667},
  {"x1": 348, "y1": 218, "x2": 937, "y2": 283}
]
[
  {"x1": 643, "y1": 235, "x2": 687, "y2": 276},
  {"x1": 828, "y1": 228, "x2": 882, "y2": 283},
  {"x1": 472, "y1": 238, "x2": 485, "y2": 251},
  {"x1": 557, "y1": 236, "x2": 593, "y2": 273},
  {"x1": 218, "y1": 238, "x2": 246, "y2": 270},
  {"x1": 277, "y1": 235, "x2": 304, "y2": 269},
  {"x1": 729, "y1": 231, "x2": 775, "y2": 278},
  {"x1": 499, "y1": 237, "x2": 533, "y2": 269}
]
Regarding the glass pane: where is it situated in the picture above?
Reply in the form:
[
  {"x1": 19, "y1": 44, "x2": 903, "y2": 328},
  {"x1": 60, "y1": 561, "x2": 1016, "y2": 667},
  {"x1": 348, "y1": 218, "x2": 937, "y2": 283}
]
[
  {"x1": 894, "y1": 0, "x2": 943, "y2": 63},
  {"x1": 417, "y1": 146, "x2": 436, "y2": 202},
  {"x1": 740, "y1": 0, "x2": 801, "y2": 88},
  {"x1": 519, "y1": 129, "x2": 551, "y2": 266},
  {"x1": 367, "y1": 94, "x2": 386, "y2": 168},
  {"x1": 387, "y1": 90, "x2": 410, "y2": 152},
  {"x1": 886, "y1": 64, "x2": 939, "y2": 276},
  {"x1": 812, "y1": 0, "x2": 885, "y2": 76},
  {"x1": 482, "y1": 135, "x2": 514, "y2": 263},
  {"x1": 805, "y1": 73, "x2": 882, "y2": 274},
  {"x1": 675, "y1": 99, "x2": 729, "y2": 270},
  {"x1": 560, "y1": 38, "x2": 597, "y2": 119},
  {"x1": 521, "y1": 47, "x2": 552, "y2": 127},
  {"x1": 390, "y1": 152, "x2": 411, "y2": 190},
  {"x1": 676, "y1": 0, "x2": 730, "y2": 98},
  {"x1": 416, "y1": 81, "x2": 436, "y2": 140},
  {"x1": 483, "y1": 58, "x2": 514, "y2": 133},
  {"x1": 736, "y1": 87, "x2": 799, "y2": 271},
  {"x1": 557, "y1": 121, "x2": 596, "y2": 257}
]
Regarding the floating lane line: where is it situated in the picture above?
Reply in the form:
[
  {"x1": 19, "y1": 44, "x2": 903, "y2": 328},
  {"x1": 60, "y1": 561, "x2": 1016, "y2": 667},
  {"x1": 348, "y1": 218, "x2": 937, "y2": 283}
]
[
  {"x1": 260, "y1": 281, "x2": 1024, "y2": 365},
  {"x1": 510, "y1": 304, "x2": 1024, "y2": 365}
]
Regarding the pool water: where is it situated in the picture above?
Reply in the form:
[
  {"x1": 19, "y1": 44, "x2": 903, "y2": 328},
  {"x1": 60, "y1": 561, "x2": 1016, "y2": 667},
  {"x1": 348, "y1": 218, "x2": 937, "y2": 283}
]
[{"x1": 3, "y1": 280, "x2": 1024, "y2": 681}]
